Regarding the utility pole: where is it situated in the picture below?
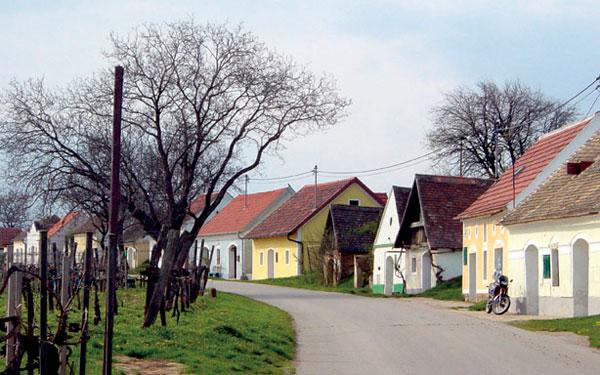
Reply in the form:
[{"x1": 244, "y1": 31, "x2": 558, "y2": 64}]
[
  {"x1": 459, "y1": 137, "x2": 464, "y2": 177},
  {"x1": 313, "y1": 165, "x2": 318, "y2": 209},
  {"x1": 244, "y1": 175, "x2": 249, "y2": 209},
  {"x1": 103, "y1": 65, "x2": 124, "y2": 375}
]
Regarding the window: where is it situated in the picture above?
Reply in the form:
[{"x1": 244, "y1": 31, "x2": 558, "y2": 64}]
[
  {"x1": 275, "y1": 252, "x2": 279, "y2": 263},
  {"x1": 543, "y1": 254, "x2": 551, "y2": 279},
  {"x1": 216, "y1": 249, "x2": 221, "y2": 265},
  {"x1": 348, "y1": 199, "x2": 360, "y2": 206},
  {"x1": 390, "y1": 217, "x2": 393, "y2": 226},
  {"x1": 285, "y1": 249, "x2": 290, "y2": 265},
  {"x1": 551, "y1": 248, "x2": 560, "y2": 286},
  {"x1": 411, "y1": 255, "x2": 417, "y2": 273},
  {"x1": 259, "y1": 251, "x2": 264, "y2": 267},
  {"x1": 482, "y1": 249, "x2": 488, "y2": 281},
  {"x1": 483, "y1": 223, "x2": 487, "y2": 242},
  {"x1": 463, "y1": 247, "x2": 468, "y2": 266},
  {"x1": 494, "y1": 247, "x2": 503, "y2": 272}
]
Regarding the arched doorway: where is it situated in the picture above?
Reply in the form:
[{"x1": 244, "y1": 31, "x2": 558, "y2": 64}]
[
  {"x1": 468, "y1": 252, "x2": 477, "y2": 301},
  {"x1": 267, "y1": 249, "x2": 275, "y2": 279},
  {"x1": 525, "y1": 244, "x2": 539, "y2": 315},
  {"x1": 573, "y1": 239, "x2": 589, "y2": 317},
  {"x1": 384, "y1": 256, "x2": 394, "y2": 295},
  {"x1": 229, "y1": 245, "x2": 237, "y2": 279}
]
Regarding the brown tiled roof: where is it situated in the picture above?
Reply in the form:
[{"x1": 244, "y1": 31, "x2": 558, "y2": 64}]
[
  {"x1": 503, "y1": 128, "x2": 600, "y2": 225},
  {"x1": 458, "y1": 117, "x2": 593, "y2": 219},
  {"x1": 71, "y1": 217, "x2": 104, "y2": 235},
  {"x1": 392, "y1": 186, "x2": 411, "y2": 219},
  {"x1": 245, "y1": 177, "x2": 382, "y2": 239},
  {"x1": 328, "y1": 204, "x2": 383, "y2": 253},
  {"x1": 396, "y1": 175, "x2": 493, "y2": 249},
  {"x1": 198, "y1": 188, "x2": 292, "y2": 236},
  {"x1": 12, "y1": 231, "x2": 26, "y2": 242},
  {"x1": 373, "y1": 193, "x2": 388, "y2": 206},
  {"x1": 123, "y1": 223, "x2": 147, "y2": 242},
  {"x1": 48, "y1": 211, "x2": 81, "y2": 238},
  {"x1": 0, "y1": 228, "x2": 22, "y2": 247}
]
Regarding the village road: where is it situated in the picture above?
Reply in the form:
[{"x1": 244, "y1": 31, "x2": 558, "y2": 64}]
[{"x1": 212, "y1": 280, "x2": 600, "y2": 375}]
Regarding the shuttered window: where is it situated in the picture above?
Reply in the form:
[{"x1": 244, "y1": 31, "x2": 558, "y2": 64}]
[
  {"x1": 543, "y1": 254, "x2": 551, "y2": 279},
  {"x1": 463, "y1": 247, "x2": 468, "y2": 265}
]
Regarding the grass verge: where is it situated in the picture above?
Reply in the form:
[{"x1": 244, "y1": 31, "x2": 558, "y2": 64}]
[
  {"x1": 6, "y1": 287, "x2": 295, "y2": 374},
  {"x1": 512, "y1": 315, "x2": 600, "y2": 348},
  {"x1": 253, "y1": 272, "x2": 465, "y2": 301}
]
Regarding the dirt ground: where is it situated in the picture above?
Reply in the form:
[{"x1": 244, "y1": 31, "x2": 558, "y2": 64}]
[{"x1": 115, "y1": 356, "x2": 184, "y2": 375}]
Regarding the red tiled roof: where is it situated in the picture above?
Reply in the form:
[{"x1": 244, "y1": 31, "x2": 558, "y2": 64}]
[
  {"x1": 245, "y1": 177, "x2": 382, "y2": 239},
  {"x1": 396, "y1": 175, "x2": 494, "y2": 249},
  {"x1": 0, "y1": 228, "x2": 22, "y2": 247},
  {"x1": 48, "y1": 211, "x2": 81, "y2": 238},
  {"x1": 458, "y1": 118, "x2": 592, "y2": 219},
  {"x1": 184, "y1": 193, "x2": 218, "y2": 222},
  {"x1": 374, "y1": 192, "x2": 388, "y2": 206},
  {"x1": 198, "y1": 188, "x2": 291, "y2": 235}
]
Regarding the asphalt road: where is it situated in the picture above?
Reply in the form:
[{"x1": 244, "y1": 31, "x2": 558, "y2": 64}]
[{"x1": 212, "y1": 280, "x2": 600, "y2": 375}]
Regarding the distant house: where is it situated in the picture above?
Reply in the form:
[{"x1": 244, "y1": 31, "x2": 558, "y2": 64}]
[
  {"x1": 196, "y1": 187, "x2": 295, "y2": 279},
  {"x1": 457, "y1": 115, "x2": 600, "y2": 302},
  {"x1": 11, "y1": 231, "x2": 26, "y2": 264},
  {"x1": 0, "y1": 228, "x2": 22, "y2": 264},
  {"x1": 22, "y1": 216, "x2": 60, "y2": 265},
  {"x1": 123, "y1": 224, "x2": 155, "y2": 270},
  {"x1": 70, "y1": 217, "x2": 106, "y2": 263},
  {"x1": 394, "y1": 175, "x2": 493, "y2": 294},
  {"x1": 372, "y1": 186, "x2": 411, "y2": 295},
  {"x1": 48, "y1": 211, "x2": 88, "y2": 253},
  {"x1": 502, "y1": 118, "x2": 600, "y2": 317},
  {"x1": 245, "y1": 177, "x2": 385, "y2": 280},
  {"x1": 320, "y1": 204, "x2": 383, "y2": 286}
]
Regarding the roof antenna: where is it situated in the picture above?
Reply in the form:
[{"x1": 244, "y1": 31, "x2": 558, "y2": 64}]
[{"x1": 313, "y1": 165, "x2": 318, "y2": 210}]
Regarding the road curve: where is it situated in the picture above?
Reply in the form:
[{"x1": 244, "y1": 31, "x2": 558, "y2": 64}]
[{"x1": 212, "y1": 280, "x2": 600, "y2": 375}]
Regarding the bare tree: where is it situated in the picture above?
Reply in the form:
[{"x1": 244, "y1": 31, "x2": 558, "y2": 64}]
[
  {"x1": 427, "y1": 80, "x2": 577, "y2": 178},
  {"x1": 0, "y1": 189, "x2": 30, "y2": 228},
  {"x1": 0, "y1": 20, "x2": 349, "y2": 327}
]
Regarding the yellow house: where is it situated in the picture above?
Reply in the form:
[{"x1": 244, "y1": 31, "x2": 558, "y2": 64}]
[
  {"x1": 123, "y1": 224, "x2": 155, "y2": 269},
  {"x1": 70, "y1": 217, "x2": 105, "y2": 263},
  {"x1": 245, "y1": 178, "x2": 385, "y2": 280},
  {"x1": 457, "y1": 116, "x2": 600, "y2": 301},
  {"x1": 502, "y1": 123, "x2": 600, "y2": 317}
]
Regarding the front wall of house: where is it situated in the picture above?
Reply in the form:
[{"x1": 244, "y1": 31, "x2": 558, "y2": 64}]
[
  {"x1": 373, "y1": 191, "x2": 399, "y2": 246},
  {"x1": 252, "y1": 236, "x2": 299, "y2": 280},
  {"x1": 73, "y1": 233, "x2": 103, "y2": 263},
  {"x1": 461, "y1": 213, "x2": 509, "y2": 300},
  {"x1": 196, "y1": 234, "x2": 249, "y2": 279},
  {"x1": 372, "y1": 247, "x2": 405, "y2": 294},
  {"x1": 507, "y1": 215, "x2": 600, "y2": 316},
  {"x1": 11, "y1": 240, "x2": 26, "y2": 264}
]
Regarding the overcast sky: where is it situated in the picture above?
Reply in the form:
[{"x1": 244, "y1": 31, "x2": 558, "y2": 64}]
[{"x1": 2, "y1": 0, "x2": 600, "y2": 195}]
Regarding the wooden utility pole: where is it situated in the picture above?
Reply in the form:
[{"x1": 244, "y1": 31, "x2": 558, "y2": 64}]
[
  {"x1": 103, "y1": 65, "x2": 124, "y2": 375},
  {"x1": 79, "y1": 232, "x2": 93, "y2": 375},
  {"x1": 39, "y1": 230, "x2": 48, "y2": 375}
]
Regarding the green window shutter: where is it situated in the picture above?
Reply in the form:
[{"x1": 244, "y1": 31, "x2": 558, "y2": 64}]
[
  {"x1": 463, "y1": 247, "x2": 468, "y2": 265},
  {"x1": 543, "y1": 254, "x2": 551, "y2": 279}
]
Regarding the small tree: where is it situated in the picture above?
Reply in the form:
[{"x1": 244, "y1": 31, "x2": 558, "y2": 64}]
[
  {"x1": 0, "y1": 189, "x2": 30, "y2": 228},
  {"x1": 427, "y1": 80, "x2": 577, "y2": 178}
]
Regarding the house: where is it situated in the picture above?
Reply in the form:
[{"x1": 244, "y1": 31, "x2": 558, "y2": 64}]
[
  {"x1": 372, "y1": 186, "x2": 411, "y2": 295},
  {"x1": 501, "y1": 119, "x2": 600, "y2": 317},
  {"x1": 47, "y1": 211, "x2": 88, "y2": 254},
  {"x1": 0, "y1": 228, "x2": 22, "y2": 264},
  {"x1": 182, "y1": 191, "x2": 234, "y2": 232},
  {"x1": 457, "y1": 115, "x2": 600, "y2": 302},
  {"x1": 196, "y1": 187, "x2": 295, "y2": 279},
  {"x1": 11, "y1": 231, "x2": 26, "y2": 264},
  {"x1": 22, "y1": 215, "x2": 60, "y2": 265},
  {"x1": 70, "y1": 217, "x2": 106, "y2": 263},
  {"x1": 123, "y1": 224, "x2": 155, "y2": 270},
  {"x1": 394, "y1": 175, "x2": 493, "y2": 294},
  {"x1": 320, "y1": 204, "x2": 383, "y2": 286},
  {"x1": 245, "y1": 177, "x2": 386, "y2": 280}
]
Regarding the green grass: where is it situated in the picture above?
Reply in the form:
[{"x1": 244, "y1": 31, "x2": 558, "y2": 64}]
[
  {"x1": 512, "y1": 315, "x2": 600, "y2": 348},
  {"x1": 253, "y1": 272, "x2": 465, "y2": 301},
  {"x1": 5, "y1": 287, "x2": 295, "y2": 374},
  {"x1": 468, "y1": 300, "x2": 487, "y2": 311}
]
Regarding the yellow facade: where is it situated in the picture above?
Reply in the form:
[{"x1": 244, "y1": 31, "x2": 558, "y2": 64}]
[
  {"x1": 251, "y1": 183, "x2": 382, "y2": 280},
  {"x1": 461, "y1": 213, "x2": 509, "y2": 299},
  {"x1": 124, "y1": 239, "x2": 152, "y2": 269},
  {"x1": 72, "y1": 233, "x2": 103, "y2": 262}
]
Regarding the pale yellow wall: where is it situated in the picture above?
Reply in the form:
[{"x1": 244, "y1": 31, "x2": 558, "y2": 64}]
[
  {"x1": 461, "y1": 212, "x2": 509, "y2": 294},
  {"x1": 506, "y1": 215, "x2": 600, "y2": 299},
  {"x1": 73, "y1": 233, "x2": 103, "y2": 262},
  {"x1": 252, "y1": 236, "x2": 299, "y2": 280},
  {"x1": 125, "y1": 239, "x2": 152, "y2": 268}
]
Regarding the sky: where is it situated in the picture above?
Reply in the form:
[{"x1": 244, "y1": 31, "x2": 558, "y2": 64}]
[{"x1": 2, "y1": 0, "x2": 600, "y2": 196}]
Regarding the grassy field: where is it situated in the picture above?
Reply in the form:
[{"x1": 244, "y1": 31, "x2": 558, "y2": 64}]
[
  {"x1": 6, "y1": 286, "x2": 296, "y2": 374},
  {"x1": 253, "y1": 272, "x2": 464, "y2": 301},
  {"x1": 512, "y1": 315, "x2": 600, "y2": 349}
]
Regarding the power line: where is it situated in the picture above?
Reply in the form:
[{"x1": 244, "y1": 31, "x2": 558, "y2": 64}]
[
  {"x1": 249, "y1": 170, "x2": 313, "y2": 181},
  {"x1": 585, "y1": 91, "x2": 600, "y2": 118},
  {"x1": 555, "y1": 75, "x2": 600, "y2": 111},
  {"x1": 320, "y1": 152, "x2": 433, "y2": 175}
]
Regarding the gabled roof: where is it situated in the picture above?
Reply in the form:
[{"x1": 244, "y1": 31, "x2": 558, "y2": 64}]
[
  {"x1": 33, "y1": 215, "x2": 60, "y2": 231},
  {"x1": 0, "y1": 228, "x2": 22, "y2": 247},
  {"x1": 458, "y1": 117, "x2": 594, "y2": 219},
  {"x1": 392, "y1": 186, "x2": 411, "y2": 219},
  {"x1": 396, "y1": 175, "x2": 493, "y2": 249},
  {"x1": 184, "y1": 193, "x2": 218, "y2": 222},
  {"x1": 327, "y1": 204, "x2": 383, "y2": 253},
  {"x1": 373, "y1": 193, "x2": 388, "y2": 206},
  {"x1": 245, "y1": 177, "x2": 381, "y2": 239},
  {"x1": 48, "y1": 211, "x2": 81, "y2": 238},
  {"x1": 198, "y1": 187, "x2": 293, "y2": 236},
  {"x1": 12, "y1": 231, "x2": 26, "y2": 242},
  {"x1": 71, "y1": 217, "x2": 104, "y2": 235},
  {"x1": 502, "y1": 127, "x2": 600, "y2": 225},
  {"x1": 123, "y1": 223, "x2": 148, "y2": 242}
]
